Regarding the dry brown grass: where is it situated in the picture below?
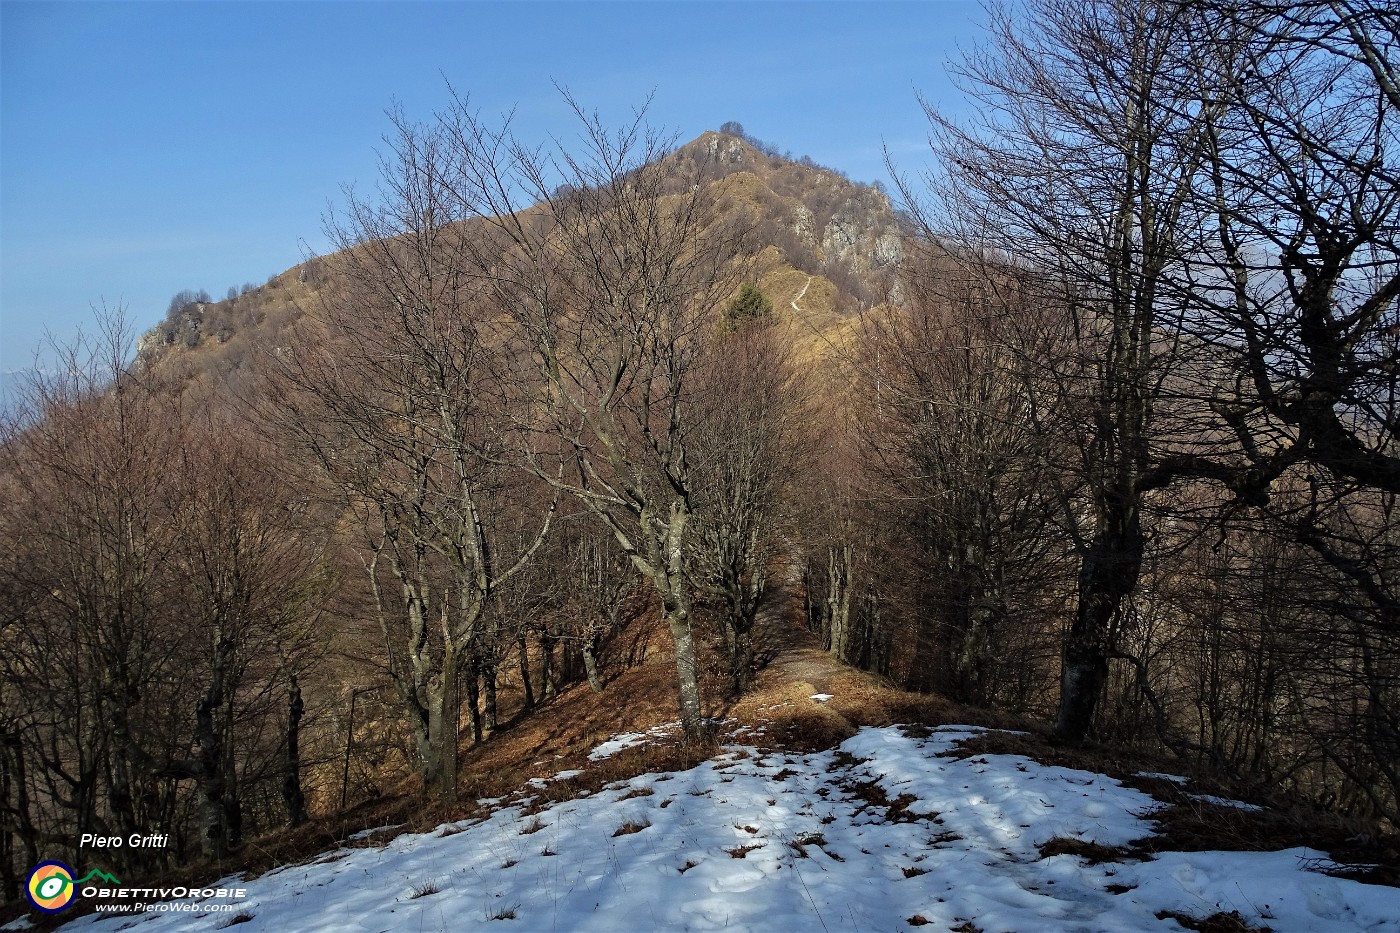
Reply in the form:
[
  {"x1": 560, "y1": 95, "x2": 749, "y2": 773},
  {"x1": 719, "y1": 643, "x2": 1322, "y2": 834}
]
[
  {"x1": 1155, "y1": 909, "x2": 1272, "y2": 932},
  {"x1": 726, "y1": 648, "x2": 1033, "y2": 759},
  {"x1": 1038, "y1": 836, "x2": 1144, "y2": 865},
  {"x1": 611, "y1": 819, "x2": 651, "y2": 837}
]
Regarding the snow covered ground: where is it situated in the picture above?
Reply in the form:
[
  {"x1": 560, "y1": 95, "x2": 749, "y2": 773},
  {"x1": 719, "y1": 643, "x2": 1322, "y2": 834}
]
[{"x1": 44, "y1": 724, "x2": 1400, "y2": 932}]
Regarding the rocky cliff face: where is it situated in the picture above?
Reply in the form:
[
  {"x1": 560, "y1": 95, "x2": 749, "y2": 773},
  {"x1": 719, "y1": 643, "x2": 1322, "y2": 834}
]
[
  {"x1": 705, "y1": 134, "x2": 746, "y2": 165},
  {"x1": 820, "y1": 188, "x2": 902, "y2": 278},
  {"x1": 682, "y1": 131, "x2": 903, "y2": 309}
]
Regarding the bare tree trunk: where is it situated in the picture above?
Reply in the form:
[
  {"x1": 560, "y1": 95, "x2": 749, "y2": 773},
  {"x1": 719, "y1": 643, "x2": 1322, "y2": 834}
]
[
  {"x1": 0, "y1": 729, "x2": 36, "y2": 903},
  {"x1": 463, "y1": 658, "x2": 483, "y2": 746},
  {"x1": 0, "y1": 741, "x2": 12, "y2": 903},
  {"x1": 540, "y1": 631, "x2": 558, "y2": 701},
  {"x1": 856, "y1": 588, "x2": 887, "y2": 677},
  {"x1": 222, "y1": 724, "x2": 242, "y2": 851},
  {"x1": 282, "y1": 674, "x2": 308, "y2": 827},
  {"x1": 482, "y1": 659, "x2": 498, "y2": 734},
  {"x1": 424, "y1": 647, "x2": 459, "y2": 804},
  {"x1": 1056, "y1": 495, "x2": 1144, "y2": 743},
  {"x1": 954, "y1": 593, "x2": 1001, "y2": 707},
  {"x1": 194, "y1": 687, "x2": 230, "y2": 857},
  {"x1": 103, "y1": 688, "x2": 142, "y2": 859},
  {"x1": 826, "y1": 545, "x2": 853, "y2": 662},
  {"x1": 666, "y1": 608, "x2": 706, "y2": 743},
  {"x1": 582, "y1": 638, "x2": 604, "y2": 693},
  {"x1": 661, "y1": 512, "x2": 708, "y2": 744},
  {"x1": 731, "y1": 628, "x2": 754, "y2": 693},
  {"x1": 517, "y1": 634, "x2": 534, "y2": 709}
]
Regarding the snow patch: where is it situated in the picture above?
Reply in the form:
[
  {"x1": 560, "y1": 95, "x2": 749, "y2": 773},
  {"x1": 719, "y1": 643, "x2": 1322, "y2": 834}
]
[
  {"x1": 344, "y1": 823, "x2": 400, "y2": 841},
  {"x1": 53, "y1": 725, "x2": 1399, "y2": 933},
  {"x1": 586, "y1": 722, "x2": 678, "y2": 760},
  {"x1": 526, "y1": 768, "x2": 583, "y2": 789},
  {"x1": 1189, "y1": 793, "x2": 1265, "y2": 811}
]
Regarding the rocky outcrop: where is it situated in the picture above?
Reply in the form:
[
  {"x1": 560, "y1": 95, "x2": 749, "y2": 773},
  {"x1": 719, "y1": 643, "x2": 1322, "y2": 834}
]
[
  {"x1": 704, "y1": 134, "x2": 745, "y2": 165},
  {"x1": 137, "y1": 302, "x2": 206, "y2": 365},
  {"x1": 793, "y1": 205, "x2": 817, "y2": 248},
  {"x1": 821, "y1": 189, "x2": 902, "y2": 277}
]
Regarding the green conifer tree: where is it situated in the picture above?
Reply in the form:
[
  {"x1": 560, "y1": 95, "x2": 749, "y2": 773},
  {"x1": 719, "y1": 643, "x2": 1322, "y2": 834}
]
[{"x1": 725, "y1": 284, "x2": 773, "y2": 327}]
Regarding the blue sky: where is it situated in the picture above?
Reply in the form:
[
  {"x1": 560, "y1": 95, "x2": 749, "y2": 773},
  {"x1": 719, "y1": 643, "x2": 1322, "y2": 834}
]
[{"x1": 1, "y1": 0, "x2": 982, "y2": 375}]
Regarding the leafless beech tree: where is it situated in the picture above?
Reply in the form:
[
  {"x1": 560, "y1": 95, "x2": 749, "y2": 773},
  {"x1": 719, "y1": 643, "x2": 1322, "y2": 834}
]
[
  {"x1": 437, "y1": 93, "x2": 751, "y2": 742},
  {"x1": 161, "y1": 418, "x2": 329, "y2": 856},
  {"x1": 1160, "y1": 0, "x2": 1400, "y2": 815},
  {"x1": 689, "y1": 311, "x2": 812, "y2": 694},
  {"x1": 906, "y1": 0, "x2": 1397, "y2": 816},
  {"x1": 554, "y1": 516, "x2": 643, "y2": 693},
  {"x1": 913, "y1": 0, "x2": 1231, "y2": 743},
  {"x1": 0, "y1": 316, "x2": 180, "y2": 875},
  {"x1": 854, "y1": 250, "x2": 1071, "y2": 706},
  {"x1": 267, "y1": 110, "x2": 556, "y2": 801},
  {"x1": 0, "y1": 312, "x2": 329, "y2": 875},
  {"x1": 1164, "y1": 0, "x2": 1399, "y2": 593}
]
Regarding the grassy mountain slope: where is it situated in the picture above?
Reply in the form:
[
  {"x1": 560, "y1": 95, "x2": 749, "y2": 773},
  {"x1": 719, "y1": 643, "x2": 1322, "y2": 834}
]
[{"x1": 134, "y1": 130, "x2": 897, "y2": 403}]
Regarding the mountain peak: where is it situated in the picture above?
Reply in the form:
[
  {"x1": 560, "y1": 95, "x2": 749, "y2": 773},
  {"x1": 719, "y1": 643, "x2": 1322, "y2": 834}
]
[{"x1": 134, "y1": 130, "x2": 902, "y2": 396}]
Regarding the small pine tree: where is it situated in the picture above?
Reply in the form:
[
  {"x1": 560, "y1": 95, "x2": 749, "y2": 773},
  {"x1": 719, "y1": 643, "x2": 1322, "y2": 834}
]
[{"x1": 725, "y1": 285, "x2": 773, "y2": 326}]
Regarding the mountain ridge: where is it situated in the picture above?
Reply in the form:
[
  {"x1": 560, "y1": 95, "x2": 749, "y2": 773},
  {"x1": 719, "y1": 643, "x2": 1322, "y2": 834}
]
[{"x1": 134, "y1": 130, "x2": 901, "y2": 400}]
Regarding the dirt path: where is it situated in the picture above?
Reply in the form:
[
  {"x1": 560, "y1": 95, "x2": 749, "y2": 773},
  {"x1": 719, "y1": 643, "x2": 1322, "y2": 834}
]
[
  {"x1": 750, "y1": 549, "x2": 848, "y2": 695},
  {"x1": 790, "y1": 274, "x2": 813, "y2": 313},
  {"x1": 738, "y1": 273, "x2": 855, "y2": 697}
]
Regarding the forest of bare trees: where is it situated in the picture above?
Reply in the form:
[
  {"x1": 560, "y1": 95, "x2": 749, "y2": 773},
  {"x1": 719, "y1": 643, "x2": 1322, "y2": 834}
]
[
  {"x1": 0, "y1": 0, "x2": 1394, "y2": 902},
  {"x1": 832, "y1": 0, "x2": 1399, "y2": 820}
]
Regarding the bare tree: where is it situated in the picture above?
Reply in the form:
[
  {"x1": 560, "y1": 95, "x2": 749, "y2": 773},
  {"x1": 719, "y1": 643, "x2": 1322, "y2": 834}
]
[
  {"x1": 161, "y1": 418, "x2": 329, "y2": 856},
  {"x1": 854, "y1": 250, "x2": 1070, "y2": 706},
  {"x1": 689, "y1": 308, "x2": 811, "y2": 694},
  {"x1": 0, "y1": 315, "x2": 189, "y2": 873},
  {"x1": 1149, "y1": 0, "x2": 1400, "y2": 815},
  {"x1": 1162, "y1": 0, "x2": 1400, "y2": 583},
  {"x1": 905, "y1": 0, "x2": 1398, "y2": 820},
  {"x1": 552, "y1": 516, "x2": 643, "y2": 693},
  {"x1": 266, "y1": 109, "x2": 555, "y2": 801},
  {"x1": 439, "y1": 93, "x2": 750, "y2": 742},
  {"x1": 0, "y1": 310, "x2": 331, "y2": 874},
  {"x1": 913, "y1": 0, "x2": 1234, "y2": 743}
]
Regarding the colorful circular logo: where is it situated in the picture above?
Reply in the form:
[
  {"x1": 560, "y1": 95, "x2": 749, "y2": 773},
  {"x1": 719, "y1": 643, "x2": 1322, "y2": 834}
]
[{"x1": 26, "y1": 861, "x2": 76, "y2": 913}]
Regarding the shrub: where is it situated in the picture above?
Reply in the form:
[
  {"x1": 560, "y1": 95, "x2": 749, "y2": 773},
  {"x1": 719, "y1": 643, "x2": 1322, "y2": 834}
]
[{"x1": 725, "y1": 285, "x2": 773, "y2": 326}]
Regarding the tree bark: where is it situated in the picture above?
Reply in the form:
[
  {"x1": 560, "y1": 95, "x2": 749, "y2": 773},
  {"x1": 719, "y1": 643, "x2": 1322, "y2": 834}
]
[
  {"x1": 1055, "y1": 492, "x2": 1144, "y2": 744},
  {"x1": 582, "y1": 638, "x2": 604, "y2": 693},
  {"x1": 666, "y1": 608, "x2": 707, "y2": 744},
  {"x1": 539, "y1": 631, "x2": 558, "y2": 701},
  {"x1": 463, "y1": 660, "x2": 483, "y2": 746},
  {"x1": 282, "y1": 675, "x2": 308, "y2": 827},
  {"x1": 517, "y1": 635, "x2": 535, "y2": 709},
  {"x1": 193, "y1": 691, "x2": 230, "y2": 858},
  {"x1": 424, "y1": 648, "x2": 459, "y2": 804},
  {"x1": 482, "y1": 659, "x2": 498, "y2": 734}
]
